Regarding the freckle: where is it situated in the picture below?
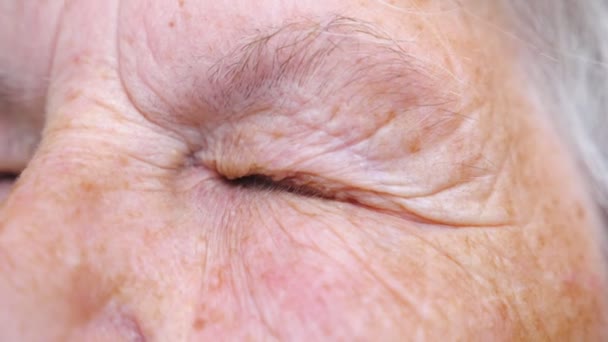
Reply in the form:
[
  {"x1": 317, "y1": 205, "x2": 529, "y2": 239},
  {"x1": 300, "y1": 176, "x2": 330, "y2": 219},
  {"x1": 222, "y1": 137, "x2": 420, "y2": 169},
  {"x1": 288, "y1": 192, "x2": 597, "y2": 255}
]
[
  {"x1": 331, "y1": 105, "x2": 340, "y2": 118},
  {"x1": 80, "y1": 181, "x2": 97, "y2": 193},
  {"x1": 505, "y1": 197, "x2": 516, "y2": 218},
  {"x1": 73, "y1": 206, "x2": 84, "y2": 220},
  {"x1": 536, "y1": 234, "x2": 546, "y2": 248},
  {"x1": 178, "y1": 0, "x2": 185, "y2": 7},
  {"x1": 193, "y1": 305, "x2": 225, "y2": 331},
  {"x1": 126, "y1": 210, "x2": 143, "y2": 220},
  {"x1": 168, "y1": 21, "x2": 175, "y2": 28},
  {"x1": 193, "y1": 317, "x2": 205, "y2": 330},
  {"x1": 118, "y1": 155, "x2": 130, "y2": 167},
  {"x1": 575, "y1": 203, "x2": 586, "y2": 220},
  {"x1": 497, "y1": 301, "x2": 509, "y2": 321},
  {"x1": 95, "y1": 242, "x2": 108, "y2": 254},
  {"x1": 65, "y1": 89, "x2": 82, "y2": 102},
  {"x1": 407, "y1": 135, "x2": 422, "y2": 153},
  {"x1": 119, "y1": 179, "x2": 130, "y2": 191},
  {"x1": 443, "y1": 55, "x2": 452, "y2": 69},
  {"x1": 208, "y1": 266, "x2": 226, "y2": 291},
  {"x1": 99, "y1": 71, "x2": 112, "y2": 80}
]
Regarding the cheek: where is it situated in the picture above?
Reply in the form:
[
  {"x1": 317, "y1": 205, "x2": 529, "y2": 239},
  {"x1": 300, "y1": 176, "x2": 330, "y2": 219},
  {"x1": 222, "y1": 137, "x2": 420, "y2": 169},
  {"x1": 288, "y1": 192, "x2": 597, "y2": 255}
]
[
  {"x1": 187, "y1": 199, "x2": 396, "y2": 339},
  {"x1": 179, "y1": 186, "x2": 515, "y2": 339}
]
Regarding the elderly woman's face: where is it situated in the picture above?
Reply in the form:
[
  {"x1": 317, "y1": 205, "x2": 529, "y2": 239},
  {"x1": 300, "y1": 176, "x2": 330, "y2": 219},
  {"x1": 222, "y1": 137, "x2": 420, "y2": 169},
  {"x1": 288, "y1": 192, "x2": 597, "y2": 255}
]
[{"x1": 1, "y1": 0, "x2": 607, "y2": 340}]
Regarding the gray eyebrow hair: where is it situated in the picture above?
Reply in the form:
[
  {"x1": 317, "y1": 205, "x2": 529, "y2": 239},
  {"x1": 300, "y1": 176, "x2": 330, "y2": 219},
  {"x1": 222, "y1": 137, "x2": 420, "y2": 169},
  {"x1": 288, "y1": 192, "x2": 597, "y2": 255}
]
[{"x1": 203, "y1": 16, "x2": 453, "y2": 114}]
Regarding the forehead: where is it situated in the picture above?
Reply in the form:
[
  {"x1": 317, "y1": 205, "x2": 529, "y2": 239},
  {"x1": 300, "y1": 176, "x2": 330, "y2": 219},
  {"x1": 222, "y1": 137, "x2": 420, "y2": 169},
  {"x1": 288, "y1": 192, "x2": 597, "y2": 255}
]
[
  {"x1": 113, "y1": 0, "x2": 498, "y2": 125},
  {"x1": 0, "y1": 0, "x2": 507, "y2": 123}
]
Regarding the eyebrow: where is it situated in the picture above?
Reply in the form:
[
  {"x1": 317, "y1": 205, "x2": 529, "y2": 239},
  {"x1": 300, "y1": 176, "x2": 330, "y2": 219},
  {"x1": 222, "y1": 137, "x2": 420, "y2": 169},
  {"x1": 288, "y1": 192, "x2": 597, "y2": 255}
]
[{"x1": 203, "y1": 16, "x2": 452, "y2": 114}]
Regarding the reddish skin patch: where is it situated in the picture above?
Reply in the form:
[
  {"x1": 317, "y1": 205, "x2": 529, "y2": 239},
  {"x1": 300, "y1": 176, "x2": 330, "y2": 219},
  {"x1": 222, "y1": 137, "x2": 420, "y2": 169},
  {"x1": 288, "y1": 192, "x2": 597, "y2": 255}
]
[{"x1": 192, "y1": 317, "x2": 205, "y2": 331}]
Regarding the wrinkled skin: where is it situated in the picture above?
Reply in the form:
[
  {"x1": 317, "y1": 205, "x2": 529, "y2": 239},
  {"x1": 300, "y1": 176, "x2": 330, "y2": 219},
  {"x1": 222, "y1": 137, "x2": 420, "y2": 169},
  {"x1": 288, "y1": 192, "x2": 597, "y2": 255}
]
[{"x1": 0, "y1": 0, "x2": 607, "y2": 341}]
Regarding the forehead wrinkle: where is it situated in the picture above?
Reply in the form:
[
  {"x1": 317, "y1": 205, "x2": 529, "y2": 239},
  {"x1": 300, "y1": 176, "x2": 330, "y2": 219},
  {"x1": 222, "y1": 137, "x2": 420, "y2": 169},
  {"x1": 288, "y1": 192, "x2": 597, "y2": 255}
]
[{"x1": 204, "y1": 15, "x2": 450, "y2": 115}]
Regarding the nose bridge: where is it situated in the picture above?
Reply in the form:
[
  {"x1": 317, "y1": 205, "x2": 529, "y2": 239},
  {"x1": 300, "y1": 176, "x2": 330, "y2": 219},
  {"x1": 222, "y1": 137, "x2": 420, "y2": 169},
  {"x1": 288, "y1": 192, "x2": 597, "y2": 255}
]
[
  {"x1": 0, "y1": 85, "x2": 204, "y2": 339},
  {"x1": 0, "y1": 67, "x2": 200, "y2": 256},
  {"x1": 1, "y1": 48, "x2": 193, "y2": 221},
  {"x1": 2, "y1": 94, "x2": 143, "y2": 223},
  {"x1": 1, "y1": 89, "x2": 152, "y2": 244},
  {"x1": 5, "y1": 0, "x2": 191, "y2": 231},
  {"x1": 0, "y1": 111, "x2": 131, "y2": 340},
  {"x1": 4, "y1": 135, "x2": 124, "y2": 228},
  {"x1": 0, "y1": 2, "x2": 212, "y2": 338}
]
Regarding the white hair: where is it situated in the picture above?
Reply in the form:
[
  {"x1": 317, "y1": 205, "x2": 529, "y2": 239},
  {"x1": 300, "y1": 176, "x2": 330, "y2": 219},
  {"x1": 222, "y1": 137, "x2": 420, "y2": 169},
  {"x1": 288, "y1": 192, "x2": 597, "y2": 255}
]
[{"x1": 497, "y1": 2, "x2": 608, "y2": 230}]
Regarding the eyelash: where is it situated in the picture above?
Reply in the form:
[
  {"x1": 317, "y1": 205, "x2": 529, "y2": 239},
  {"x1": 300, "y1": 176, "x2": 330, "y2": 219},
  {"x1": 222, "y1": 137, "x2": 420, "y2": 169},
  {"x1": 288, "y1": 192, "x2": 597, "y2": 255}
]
[{"x1": 226, "y1": 174, "x2": 324, "y2": 198}]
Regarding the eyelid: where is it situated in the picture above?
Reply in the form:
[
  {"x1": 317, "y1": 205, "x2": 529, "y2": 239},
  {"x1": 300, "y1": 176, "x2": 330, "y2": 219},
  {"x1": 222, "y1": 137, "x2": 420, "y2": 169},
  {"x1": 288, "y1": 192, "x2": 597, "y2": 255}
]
[{"x1": 227, "y1": 170, "x2": 437, "y2": 224}]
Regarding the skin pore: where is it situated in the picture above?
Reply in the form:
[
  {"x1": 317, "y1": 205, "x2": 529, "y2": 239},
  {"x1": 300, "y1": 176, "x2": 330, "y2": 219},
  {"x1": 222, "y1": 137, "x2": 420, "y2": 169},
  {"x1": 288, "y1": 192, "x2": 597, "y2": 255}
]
[{"x1": 0, "y1": 0, "x2": 607, "y2": 341}]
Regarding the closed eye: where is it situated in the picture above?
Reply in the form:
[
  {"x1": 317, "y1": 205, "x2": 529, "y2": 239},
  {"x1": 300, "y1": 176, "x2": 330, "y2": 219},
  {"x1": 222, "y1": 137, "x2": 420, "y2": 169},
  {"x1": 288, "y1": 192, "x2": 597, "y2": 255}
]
[
  {"x1": 226, "y1": 174, "x2": 277, "y2": 191},
  {"x1": 226, "y1": 174, "x2": 325, "y2": 198},
  {"x1": 0, "y1": 171, "x2": 19, "y2": 183}
]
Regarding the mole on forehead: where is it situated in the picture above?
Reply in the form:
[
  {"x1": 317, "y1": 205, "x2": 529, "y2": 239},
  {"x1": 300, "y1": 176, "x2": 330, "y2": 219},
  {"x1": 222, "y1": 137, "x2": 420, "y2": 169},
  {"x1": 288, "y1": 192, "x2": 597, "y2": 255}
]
[{"x1": 201, "y1": 16, "x2": 451, "y2": 114}]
